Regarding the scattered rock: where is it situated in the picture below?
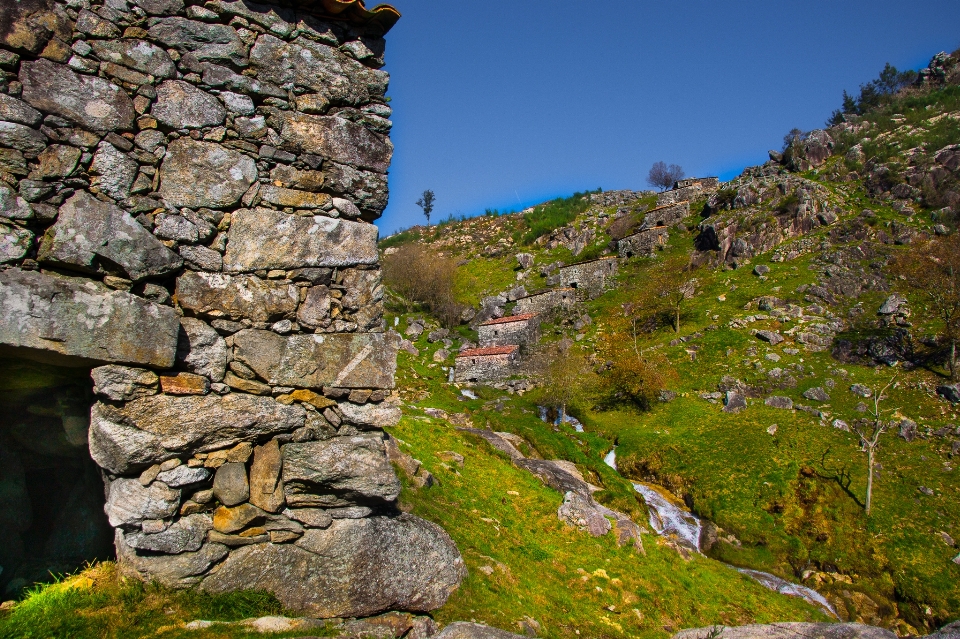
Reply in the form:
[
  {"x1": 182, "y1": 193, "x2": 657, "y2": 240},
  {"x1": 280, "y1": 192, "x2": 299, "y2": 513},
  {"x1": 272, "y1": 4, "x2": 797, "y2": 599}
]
[
  {"x1": 802, "y1": 387, "x2": 830, "y2": 402},
  {"x1": 435, "y1": 622, "x2": 527, "y2": 639},
  {"x1": 755, "y1": 330, "x2": 784, "y2": 345},
  {"x1": 723, "y1": 391, "x2": 746, "y2": 413},
  {"x1": 937, "y1": 384, "x2": 960, "y2": 403},
  {"x1": 671, "y1": 623, "x2": 896, "y2": 639},
  {"x1": 850, "y1": 384, "x2": 873, "y2": 398},
  {"x1": 765, "y1": 396, "x2": 793, "y2": 410}
]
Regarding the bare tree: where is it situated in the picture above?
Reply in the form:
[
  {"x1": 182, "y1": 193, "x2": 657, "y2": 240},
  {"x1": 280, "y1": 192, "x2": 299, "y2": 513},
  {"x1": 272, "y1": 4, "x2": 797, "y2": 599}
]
[
  {"x1": 382, "y1": 243, "x2": 462, "y2": 327},
  {"x1": 416, "y1": 189, "x2": 435, "y2": 226},
  {"x1": 894, "y1": 238, "x2": 960, "y2": 380},
  {"x1": 851, "y1": 376, "x2": 898, "y2": 516},
  {"x1": 646, "y1": 161, "x2": 685, "y2": 191}
]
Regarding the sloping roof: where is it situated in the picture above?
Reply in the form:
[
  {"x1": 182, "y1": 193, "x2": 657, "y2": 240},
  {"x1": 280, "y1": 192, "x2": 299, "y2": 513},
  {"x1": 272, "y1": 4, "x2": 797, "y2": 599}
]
[
  {"x1": 479, "y1": 313, "x2": 538, "y2": 327},
  {"x1": 310, "y1": 0, "x2": 400, "y2": 34},
  {"x1": 457, "y1": 345, "x2": 519, "y2": 358}
]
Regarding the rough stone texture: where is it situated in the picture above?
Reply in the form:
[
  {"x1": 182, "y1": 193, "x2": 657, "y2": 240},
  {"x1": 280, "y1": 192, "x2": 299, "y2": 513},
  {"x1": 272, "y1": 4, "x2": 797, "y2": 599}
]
[
  {"x1": 152, "y1": 80, "x2": 226, "y2": 129},
  {"x1": 513, "y1": 288, "x2": 576, "y2": 317},
  {"x1": 223, "y1": 209, "x2": 378, "y2": 272},
  {"x1": 0, "y1": 93, "x2": 42, "y2": 127},
  {"x1": 0, "y1": 121, "x2": 46, "y2": 155},
  {"x1": 436, "y1": 623, "x2": 527, "y2": 639},
  {"x1": 90, "y1": 39, "x2": 176, "y2": 78},
  {"x1": 116, "y1": 529, "x2": 228, "y2": 587},
  {"x1": 273, "y1": 111, "x2": 392, "y2": 173},
  {"x1": 89, "y1": 142, "x2": 139, "y2": 202},
  {"x1": 92, "y1": 365, "x2": 160, "y2": 402},
  {"x1": 232, "y1": 330, "x2": 398, "y2": 390},
  {"x1": 0, "y1": 223, "x2": 32, "y2": 263},
  {"x1": 104, "y1": 477, "x2": 180, "y2": 527},
  {"x1": 20, "y1": 59, "x2": 135, "y2": 132},
  {"x1": 249, "y1": 439, "x2": 285, "y2": 513},
  {"x1": 672, "y1": 623, "x2": 896, "y2": 639},
  {"x1": 281, "y1": 435, "x2": 400, "y2": 508},
  {"x1": 0, "y1": 268, "x2": 179, "y2": 367},
  {"x1": 147, "y1": 17, "x2": 246, "y2": 67},
  {"x1": 124, "y1": 514, "x2": 212, "y2": 554},
  {"x1": 338, "y1": 402, "x2": 402, "y2": 429},
  {"x1": 176, "y1": 271, "x2": 298, "y2": 322},
  {"x1": 0, "y1": 185, "x2": 34, "y2": 220},
  {"x1": 214, "y1": 462, "x2": 250, "y2": 506},
  {"x1": 618, "y1": 227, "x2": 669, "y2": 258},
  {"x1": 38, "y1": 191, "x2": 182, "y2": 281},
  {"x1": 159, "y1": 138, "x2": 257, "y2": 209},
  {"x1": 201, "y1": 514, "x2": 465, "y2": 617},
  {"x1": 557, "y1": 257, "x2": 619, "y2": 299},
  {"x1": 156, "y1": 465, "x2": 211, "y2": 488},
  {"x1": 454, "y1": 347, "x2": 520, "y2": 384},
  {"x1": 176, "y1": 317, "x2": 227, "y2": 382},
  {"x1": 89, "y1": 394, "x2": 305, "y2": 473},
  {"x1": 558, "y1": 490, "x2": 612, "y2": 537},
  {"x1": 477, "y1": 315, "x2": 540, "y2": 350}
]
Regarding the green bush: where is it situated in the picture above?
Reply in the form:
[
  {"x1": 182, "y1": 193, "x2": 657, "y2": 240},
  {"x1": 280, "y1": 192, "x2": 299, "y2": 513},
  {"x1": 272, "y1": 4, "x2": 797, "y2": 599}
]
[{"x1": 520, "y1": 189, "x2": 601, "y2": 244}]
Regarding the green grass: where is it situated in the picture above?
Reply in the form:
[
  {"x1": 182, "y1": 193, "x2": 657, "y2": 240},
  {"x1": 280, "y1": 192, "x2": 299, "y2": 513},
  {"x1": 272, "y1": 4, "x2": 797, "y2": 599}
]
[
  {"x1": 519, "y1": 190, "x2": 601, "y2": 244},
  {"x1": 0, "y1": 563, "x2": 330, "y2": 639}
]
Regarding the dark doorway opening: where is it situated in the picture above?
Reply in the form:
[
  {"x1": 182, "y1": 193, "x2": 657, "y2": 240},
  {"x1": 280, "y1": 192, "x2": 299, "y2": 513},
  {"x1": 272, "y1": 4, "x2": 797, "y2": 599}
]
[{"x1": 0, "y1": 357, "x2": 113, "y2": 597}]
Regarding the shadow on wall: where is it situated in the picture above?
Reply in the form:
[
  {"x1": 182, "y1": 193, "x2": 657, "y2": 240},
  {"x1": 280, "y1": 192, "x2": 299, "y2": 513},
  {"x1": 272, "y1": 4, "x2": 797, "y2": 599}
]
[{"x1": 0, "y1": 357, "x2": 114, "y2": 597}]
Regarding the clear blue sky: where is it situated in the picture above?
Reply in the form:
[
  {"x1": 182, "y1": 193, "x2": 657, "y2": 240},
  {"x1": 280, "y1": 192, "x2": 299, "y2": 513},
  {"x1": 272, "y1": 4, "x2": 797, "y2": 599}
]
[{"x1": 375, "y1": 0, "x2": 960, "y2": 235}]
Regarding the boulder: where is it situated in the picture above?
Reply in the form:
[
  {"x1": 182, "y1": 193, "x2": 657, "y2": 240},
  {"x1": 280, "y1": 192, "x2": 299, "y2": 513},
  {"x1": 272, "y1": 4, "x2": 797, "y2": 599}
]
[
  {"x1": 104, "y1": 478, "x2": 180, "y2": 527},
  {"x1": 273, "y1": 111, "x2": 392, "y2": 173},
  {"x1": 755, "y1": 330, "x2": 784, "y2": 345},
  {"x1": 672, "y1": 623, "x2": 896, "y2": 639},
  {"x1": 92, "y1": 365, "x2": 160, "y2": 402},
  {"x1": 803, "y1": 387, "x2": 831, "y2": 402},
  {"x1": 152, "y1": 81, "x2": 226, "y2": 129},
  {"x1": 878, "y1": 294, "x2": 907, "y2": 315},
  {"x1": 176, "y1": 317, "x2": 227, "y2": 382},
  {"x1": 38, "y1": 191, "x2": 182, "y2": 281},
  {"x1": 723, "y1": 391, "x2": 747, "y2": 413},
  {"x1": 249, "y1": 439, "x2": 285, "y2": 513},
  {"x1": 201, "y1": 514, "x2": 465, "y2": 617},
  {"x1": 0, "y1": 94, "x2": 42, "y2": 127},
  {"x1": 899, "y1": 419, "x2": 918, "y2": 442},
  {"x1": 223, "y1": 209, "x2": 378, "y2": 272},
  {"x1": 282, "y1": 434, "x2": 400, "y2": 508},
  {"x1": 765, "y1": 396, "x2": 793, "y2": 410},
  {"x1": 159, "y1": 138, "x2": 257, "y2": 209},
  {"x1": 0, "y1": 222, "x2": 32, "y2": 263},
  {"x1": 116, "y1": 529, "x2": 228, "y2": 588},
  {"x1": 924, "y1": 621, "x2": 960, "y2": 639},
  {"x1": 250, "y1": 35, "x2": 388, "y2": 107},
  {"x1": 0, "y1": 268, "x2": 179, "y2": 368},
  {"x1": 0, "y1": 121, "x2": 48, "y2": 155},
  {"x1": 516, "y1": 253, "x2": 534, "y2": 270},
  {"x1": 176, "y1": 271, "x2": 299, "y2": 322},
  {"x1": 850, "y1": 384, "x2": 873, "y2": 398},
  {"x1": 89, "y1": 394, "x2": 305, "y2": 474},
  {"x1": 124, "y1": 513, "x2": 212, "y2": 554},
  {"x1": 213, "y1": 462, "x2": 250, "y2": 506},
  {"x1": 557, "y1": 490, "x2": 612, "y2": 537},
  {"x1": 231, "y1": 329, "x2": 398, "y2": 390},
  {"x1": 937, "y1": 384, "x2": 960, "y2": 403},
  {"x1": 89, "y1": 39, "x2": 176, "y2": 78},
  {"x1": 89, "y1": 142, "x2": 139, "y2": 202},
  {"x1": 20, "y1": 59, "x2": 135, "y2": 132},
  {"x1": 338, "y1": 402, "x2": 402, "y2": 429},
  {"x1": 147, "y1": 17, "x2": 246, "y2": 67},
  {"x1": 436, "y1": 623, "x2": 527, "y2": 639}
]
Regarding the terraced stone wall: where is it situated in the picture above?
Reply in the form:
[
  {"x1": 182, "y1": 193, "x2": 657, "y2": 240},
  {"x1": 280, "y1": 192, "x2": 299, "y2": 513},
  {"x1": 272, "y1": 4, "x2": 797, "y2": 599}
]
[{"x1": 0, "y1": 0, "x2": 464, "y2": 616}]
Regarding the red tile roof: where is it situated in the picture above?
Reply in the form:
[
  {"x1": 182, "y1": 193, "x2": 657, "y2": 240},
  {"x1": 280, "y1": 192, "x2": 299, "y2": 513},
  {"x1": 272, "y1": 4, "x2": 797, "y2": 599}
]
[
  {"x1": 479, "y1": 313, "x2": 538, "y2": 326},
  {"x1": 457, "y1": 345, "x2": 519, "y2": 358},
  {"x1": 311, "y1": 0, "x2": 400, "y2": 34}
]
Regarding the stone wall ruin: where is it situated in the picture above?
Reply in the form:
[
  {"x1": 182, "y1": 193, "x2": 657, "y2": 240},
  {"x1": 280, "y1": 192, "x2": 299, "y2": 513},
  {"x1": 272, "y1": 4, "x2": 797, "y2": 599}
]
[{"x1": 0, "y1": 0, "x2": 464, "y2": 615}]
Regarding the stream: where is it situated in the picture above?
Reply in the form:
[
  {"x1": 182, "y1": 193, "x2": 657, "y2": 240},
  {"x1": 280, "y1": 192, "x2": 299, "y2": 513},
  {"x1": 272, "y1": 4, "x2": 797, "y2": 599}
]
[{"x1": 602, "y1": 446, "x2": 837, "y2": 617}]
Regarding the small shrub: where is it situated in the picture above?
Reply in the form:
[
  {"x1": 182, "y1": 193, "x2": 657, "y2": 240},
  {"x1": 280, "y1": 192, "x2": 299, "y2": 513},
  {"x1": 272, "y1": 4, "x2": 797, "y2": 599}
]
[
  {"x1": 520, "y1": 189, "x2": 600, "y2": 244},
  {"x1": 383, "y1": 244, "x2": 464, "y2": 327}
]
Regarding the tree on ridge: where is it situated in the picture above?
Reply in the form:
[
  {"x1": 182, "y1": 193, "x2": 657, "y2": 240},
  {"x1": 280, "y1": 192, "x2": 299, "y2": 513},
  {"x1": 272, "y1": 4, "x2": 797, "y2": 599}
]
[
  {"x1": 647, "y1": 161, "x2": 685, "y2": 191},
  {"x1": 416, "y1": 190, "x2": 435, "y2": 226}
]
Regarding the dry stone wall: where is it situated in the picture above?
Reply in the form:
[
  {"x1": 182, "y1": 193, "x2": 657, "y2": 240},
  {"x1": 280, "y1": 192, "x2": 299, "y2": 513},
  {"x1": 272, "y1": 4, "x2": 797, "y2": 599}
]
[{"x1": 0, "y1": 0, "x2": 464, "y2": 615}]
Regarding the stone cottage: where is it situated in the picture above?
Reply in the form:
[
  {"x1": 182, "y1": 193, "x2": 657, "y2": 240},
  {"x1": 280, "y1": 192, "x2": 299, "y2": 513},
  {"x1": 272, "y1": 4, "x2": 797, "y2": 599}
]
[
  {"x1": 513, "y1": 287, "x2": 575, "y2": 318},
  {"x1": 477, "y1": 313, "x2": 540, "y2": 351},
  {"x1": 618, "y1": 226, "x2": 669, "y2": 258},
  {"x1": 0, "y1": 0, "x2": 464, "y2": 616},
  {"x1": 657, "y1": 176, "x2": 719, "y2": 206},
  {"x1": 639, "y1": 200, "x2": 689, "y2": 230},
  {"x1": 556, "y1": 256, "x2": 618, "y2": 299},
  {"x1": 453, "y1": 345, "x2": 520, "y2": 383}
]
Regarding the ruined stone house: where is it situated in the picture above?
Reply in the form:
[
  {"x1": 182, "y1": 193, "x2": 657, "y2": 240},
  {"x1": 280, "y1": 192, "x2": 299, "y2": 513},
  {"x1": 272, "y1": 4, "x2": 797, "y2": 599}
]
[
  {"x1": 477, "y1": 312, "x2": 540, "y2": 351},
  {"x1": 0, "y1": 0, "x2": 464, "y2": 616},
  {"x1": 639, "y1": 200, "x2": 689, "y2": 230},
  {"x1": 657, "y1": 176, "x2": 719, "y2": 206},
  {"x1": 453, "y1": 345, "x2": 519, "y2": 383},
  {"x1": 618, "y1": 226, "x2": 669, "y2": 258},
  {"x1": 513, "y1": 287, "x2": 575, "y2": 318},
  {"x1": 556, "y1": 256, "x2": 618, "y2": 299}
]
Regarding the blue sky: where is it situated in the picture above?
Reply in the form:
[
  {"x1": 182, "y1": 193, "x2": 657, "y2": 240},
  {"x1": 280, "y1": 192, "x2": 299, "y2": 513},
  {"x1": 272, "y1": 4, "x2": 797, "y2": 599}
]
[{"x1": 375, "y1": 0, "x2": 960, "y2": 235}]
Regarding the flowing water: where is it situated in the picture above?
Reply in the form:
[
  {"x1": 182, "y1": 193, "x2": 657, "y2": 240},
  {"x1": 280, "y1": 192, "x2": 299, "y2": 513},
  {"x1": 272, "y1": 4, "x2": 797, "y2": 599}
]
[
  {"x1": 602, "y1": 447, "x2": 837, "y2": 617},
  {"x1": 538, "y1": 406, "x2": 584, "y2": 432}
]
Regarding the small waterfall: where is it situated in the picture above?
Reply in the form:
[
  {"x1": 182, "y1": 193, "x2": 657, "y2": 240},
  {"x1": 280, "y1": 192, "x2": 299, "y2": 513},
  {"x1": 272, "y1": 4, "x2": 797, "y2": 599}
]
[
  {"x1": 538, "y1": 406, "x2": 584, "y2": 432},
  {"x1": 601, "y1": 447, "x2": 837, "y2": 617}
]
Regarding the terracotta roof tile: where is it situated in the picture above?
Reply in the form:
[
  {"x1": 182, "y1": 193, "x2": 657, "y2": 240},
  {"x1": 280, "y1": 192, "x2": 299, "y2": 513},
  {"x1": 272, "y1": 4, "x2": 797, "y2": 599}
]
[
  {"x1": 309, "y1": 0, "x2": 400, "y2": 34},
  {"x1": 479, "y1": 313, "x2": 538, "y2": 326},
  {"x1": 456, "y1": 345, "x2": 519, "y2": 358}
]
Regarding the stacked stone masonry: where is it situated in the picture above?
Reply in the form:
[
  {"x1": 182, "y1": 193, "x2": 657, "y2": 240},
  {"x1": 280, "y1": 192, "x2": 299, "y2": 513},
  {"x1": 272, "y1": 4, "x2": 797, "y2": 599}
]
[
  {"x1": 0, "y1": 0, "x2": 465, "y2": 615},
  {"x1": 656, "y1": 176, "x2": 719, "y2": 206},
  {"x1": 453, "y1": 345, "x2": 519, "y2": 384},
  {"x1": 556, "y1": 256, "x2": 618, "y2": 300},
  {"x1": 476, "y1": 313, "x2": 540, "y2": 351},
  {"x1": 513, "y1": 287, "x2": 575, "y2": 318}
]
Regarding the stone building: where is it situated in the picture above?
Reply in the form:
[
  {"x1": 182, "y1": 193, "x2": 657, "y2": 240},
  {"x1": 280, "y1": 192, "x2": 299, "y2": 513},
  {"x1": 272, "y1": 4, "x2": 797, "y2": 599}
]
[
  {"x1": 453, "y1": 345, "x2": 520, "y2": 383},
  {"x1": 477, "y1": 313, "x2": 540, "y2": 351},
  {"x1": 513, "y1": 287, "x2": 576, "y2": 317},
  {"x1": 639, "y1": 200, "x2": 689, "y2": 230},
  {"x1": 556, "y1": 256, "x2": 618, "y2": 299},
  {"x1": 0, "y1": 0, "x2": 464, "y2": 616},
  {"x1": 618, "y1": 227, "x2": 669, "y2": 258},
  {"x1": 657, "y1": 176, "x2": 720, "y2": 206}
]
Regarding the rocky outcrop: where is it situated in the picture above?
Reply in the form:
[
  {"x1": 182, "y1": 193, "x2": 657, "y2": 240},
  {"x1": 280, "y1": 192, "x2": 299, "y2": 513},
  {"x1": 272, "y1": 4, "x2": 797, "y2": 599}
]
[{"x1": 0, "y1": 0, "x2": 462, "y2": 614}]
